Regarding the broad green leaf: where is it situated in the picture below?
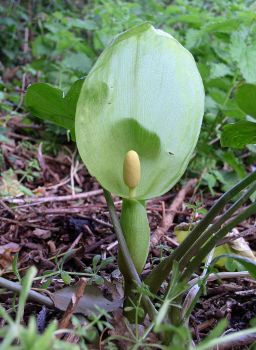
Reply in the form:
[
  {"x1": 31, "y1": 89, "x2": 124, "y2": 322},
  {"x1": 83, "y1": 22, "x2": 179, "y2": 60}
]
[
  {"x1": 209, "y1": 63, "x2": 232, "y2": 79},
  {"x1": 236, "y1": 83, "x2": 256, "y2": 118},
  {"x1": 76, "y1": 23, "x2": 204, "y2": 200},
  {"x1": 24, "y1": 79, "x2": 84, "y2": 139},
  {"x1": 204, "y1": 18, "x2": 241, "y2": 33},
  {"x1": 238, "y1": 46, "x2": 256, "y2": 83},
  {"x1": 62, "y1": 52, "x2": 92, "y2": 73},
  {"x1": 230, "y1": 29, "x2": 256, "y2": 83},
  {"x1": 221, "y1": 121, "x2": 256, "y2": 148}
]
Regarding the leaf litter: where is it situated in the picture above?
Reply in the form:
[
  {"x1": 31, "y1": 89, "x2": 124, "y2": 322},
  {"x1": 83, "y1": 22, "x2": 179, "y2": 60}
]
[{"x1": 0, "y1": 112, "x2": 256, "y2": 348}]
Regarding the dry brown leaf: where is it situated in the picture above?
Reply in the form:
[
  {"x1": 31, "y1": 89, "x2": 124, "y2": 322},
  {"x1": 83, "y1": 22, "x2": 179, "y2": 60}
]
[
  {"x1": 0, "y1": 243, "x2": 20, "y2": 275},
  {"x1": 228, "y1": 229, "x2": 256, "y2": 260},
  {"x1": 51, "y1": 284, "x2": 122, "y2": 316},
  {"x1": 32, "y1": 228, "x2": 51, "y2": 239}
]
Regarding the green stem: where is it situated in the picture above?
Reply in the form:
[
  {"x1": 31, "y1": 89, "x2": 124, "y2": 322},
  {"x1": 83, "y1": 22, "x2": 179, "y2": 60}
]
[
  {"x1": 129, "y1": 187, "x2": 136, "y2": 198},
  {"x1": 145, "y1": 171, "x2": 256, "y2": 293},
  {"x1": 103, "y1": 189, "x2": 157, "y2": 320},
  {"x1": 182, "y1": 201, "x2": 256, "y2": 280}
]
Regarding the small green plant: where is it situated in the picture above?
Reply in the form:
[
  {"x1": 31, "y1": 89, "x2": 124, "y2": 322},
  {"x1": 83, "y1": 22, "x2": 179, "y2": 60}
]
[
  {"x1": 0, "y1": 267, "x2": 80, "y2": 350},
  {"x1": 25, "y1": 22, "x2": 256, "y2": 342}
]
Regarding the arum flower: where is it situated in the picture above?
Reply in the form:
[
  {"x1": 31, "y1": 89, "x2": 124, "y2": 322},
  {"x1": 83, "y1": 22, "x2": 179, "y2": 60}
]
[{"x1": 76, "y1": 23, "x2": 204, "y2": 200}]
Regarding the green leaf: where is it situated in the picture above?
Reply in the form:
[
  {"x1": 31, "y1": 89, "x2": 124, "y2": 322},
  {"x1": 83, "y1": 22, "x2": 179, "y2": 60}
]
[
  {"x1": 62, "y1": 52, "x2": 92, "y2": 73},
  {"x1": 238, "y1": 47, "x2": 256, "y2": 83},
  {"x1": 230, "y1": 29, "x2": 256, "y2": 83},
  {"x1": 209, "y1": 63, "x2": 232, "y2": 79},
  {"x1": 61, "y1": 271, "x2": 71, "y2": 285},
  {"x1": 24, "y1": 78, "x2": 84, "y2": 140},
  {"x1": 204, "y1": 18, "x2": 242, "y2": 33},
  {"x1": 236, "y1": 83, "x2": 256, "y2": 118},
  {"x1": 221, "y1": 121, "x2": 256, "y2": 148},
  {"x1": 212, "y1": 254, "x2": 256, "y2": 279},
  {"x1": 76, "y1": 23, "x2": 204, "y2": 199},
  {"x1": 219, "y1": 151, "x2": 247, "y2": 178},
  {"x1": 17, "y1": 266, "x2": 37, "y2": 324}
]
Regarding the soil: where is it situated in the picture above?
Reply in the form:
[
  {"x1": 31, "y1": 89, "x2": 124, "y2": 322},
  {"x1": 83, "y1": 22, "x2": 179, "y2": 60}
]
[{"x1": 0, "y1": 116, "x2": 256, "y2": 349}]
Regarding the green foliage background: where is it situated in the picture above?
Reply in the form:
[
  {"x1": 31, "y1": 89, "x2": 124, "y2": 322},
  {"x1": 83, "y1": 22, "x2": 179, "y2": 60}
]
[{"x1": 1, "y1": 2, "x2": 256, "y2": 348}]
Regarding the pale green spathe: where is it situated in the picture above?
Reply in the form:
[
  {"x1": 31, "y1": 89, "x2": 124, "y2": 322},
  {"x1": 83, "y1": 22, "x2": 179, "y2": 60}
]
[{"x1": 76, "y1": 23, "x2": 204, "y2": 200}]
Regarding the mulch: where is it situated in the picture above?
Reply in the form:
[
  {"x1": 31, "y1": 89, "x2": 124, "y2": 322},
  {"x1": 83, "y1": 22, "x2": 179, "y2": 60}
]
[{"x1": 1, "y1": 115, "x2": 256, "y2": 349}]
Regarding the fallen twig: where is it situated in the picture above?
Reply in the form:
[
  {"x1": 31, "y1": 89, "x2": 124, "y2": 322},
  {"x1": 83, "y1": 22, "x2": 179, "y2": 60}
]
[
  {"x1": 150, "y1": 179, "x2": 197, "y2": 247},
  {"x1": 218, "y1": 226, "x2": 256, "y2": 245},
  {"x1": 215, "y1": 332, "x2": 256, "y2": 350},
  {"x1": 189, "y1": 271, "x2": 250, "y2": 287},
  {"x1": 1, "y1": 189, "x2": 103, "y2": 205},
  {"x1": 57, "y1": 278, "x2": 87, "y2": 335},
  {"x1": 0, "y1": 276, "x2": 53, "y2": 308}
]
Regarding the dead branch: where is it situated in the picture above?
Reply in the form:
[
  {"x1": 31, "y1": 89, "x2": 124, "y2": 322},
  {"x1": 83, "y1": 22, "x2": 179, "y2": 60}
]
[
  {"x1": 150, "y1": 179, "x2": 197, "y2": 247},
  {"x1": 1, "y1": 189, "x2": 103, "y2": 205},
  {"x1": 57, "y1": 278, "x2": 87, "y2": 334}
]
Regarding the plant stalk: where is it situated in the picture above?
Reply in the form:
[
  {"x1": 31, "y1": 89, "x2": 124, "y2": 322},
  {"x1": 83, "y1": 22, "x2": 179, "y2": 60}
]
[{"x1": 103, "y1": 189, "x2": 157, "y2": 320}]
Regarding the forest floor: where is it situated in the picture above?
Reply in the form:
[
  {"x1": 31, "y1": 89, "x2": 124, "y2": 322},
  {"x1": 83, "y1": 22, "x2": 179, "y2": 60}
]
[{"x1": 1, "y1": 114, "x2": 256, "y2": 349}]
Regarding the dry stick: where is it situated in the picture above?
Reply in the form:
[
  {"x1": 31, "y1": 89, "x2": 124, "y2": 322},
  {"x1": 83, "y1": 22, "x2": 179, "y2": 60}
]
[
  {"x1": 189, "y1": 271, "x2": 250, "y2": 286},
  {"x1": 1, "y1": 189, "x2": 103, "y2": 205},
  {"x1": 0, "y1": 276, "x2": 53, "y2": 308},
  {"x1": 1, "y1": 217, "x2": 60, "y2": 231},
  {"x1": 216, "y1": 334, "x2": 256, "y2": 350},
  {"x1": 218, "y1": 226, "x2": 256, "y2": 245},
  {"x1": 0, "y1": 200, "x2": 15, "y2": 217},
  {"x1": 57, "y1": 278, "x2": 87, "y2": 335},
  {"x1": 150, "y1": 179, "x2": 197, "y2": 247}
]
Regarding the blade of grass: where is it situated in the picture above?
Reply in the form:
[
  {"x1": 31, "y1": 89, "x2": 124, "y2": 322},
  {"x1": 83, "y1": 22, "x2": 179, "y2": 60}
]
[
  {"x1": 182, "y1": 201, "x2": 256, "y2": 280},
  {"x1": 16, "y1": 266, "x2": 37, "y2": 324},
  {"x1": 179, "y1": 182, "x2": 256, "y2": 270},
  {"x1": 145, "y1": 171, "x2": 256, "y2": 292}
]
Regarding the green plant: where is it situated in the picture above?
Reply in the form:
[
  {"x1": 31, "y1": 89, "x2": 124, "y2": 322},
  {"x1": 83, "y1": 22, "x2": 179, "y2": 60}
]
[
  {"x1": 74, "y1": 23, "x2": 204, "y2": 308},
  {"x1": 0, "y1": 267, "x2": 80, "y2": 350},
  {"x1": 24, "y1": 22, "x2": 256, "y2": 343},
  {"x1": 221, "y1": 83, "x2": 256, "y2": 148}
]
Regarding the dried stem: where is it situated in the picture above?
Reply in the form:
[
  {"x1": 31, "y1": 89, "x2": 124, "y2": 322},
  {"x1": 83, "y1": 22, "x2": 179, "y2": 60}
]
[
  {"x1": 0, "y1": 276, "x2": 53, "y2": 308},
  {"x1": 57, "y1": 278, "x2": 87, "y2": 335}
]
